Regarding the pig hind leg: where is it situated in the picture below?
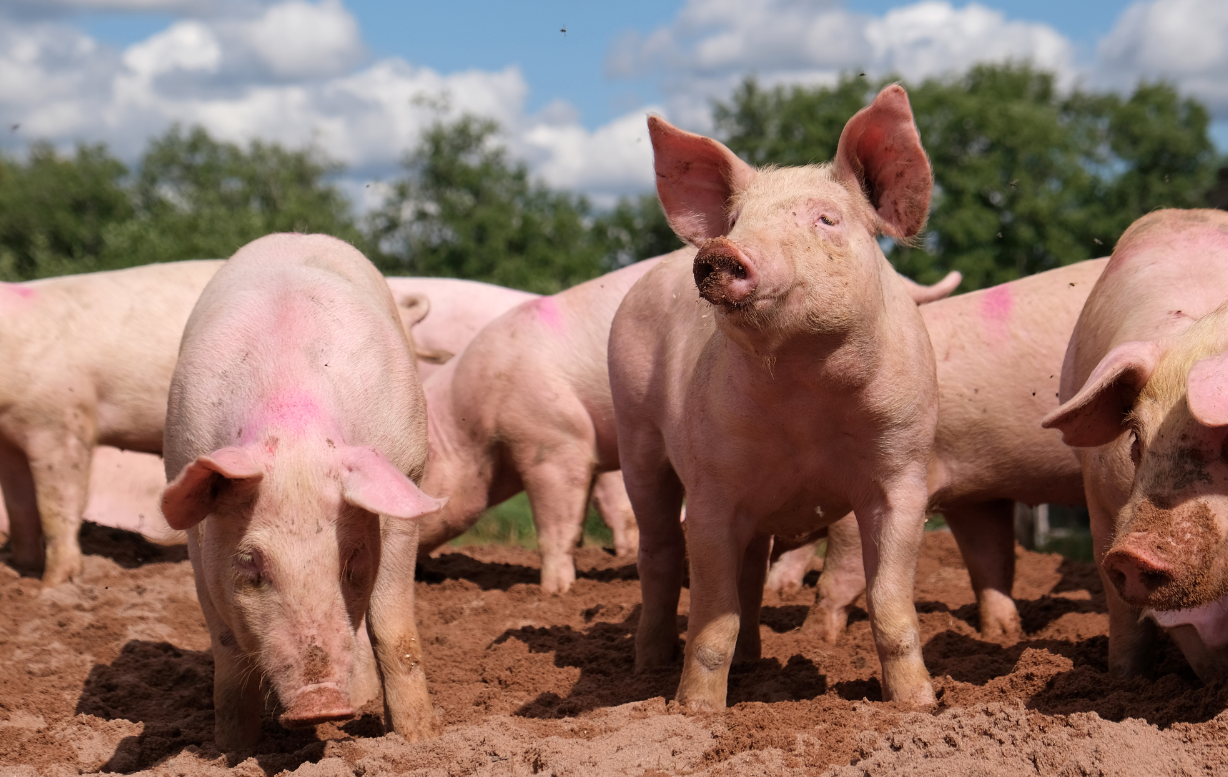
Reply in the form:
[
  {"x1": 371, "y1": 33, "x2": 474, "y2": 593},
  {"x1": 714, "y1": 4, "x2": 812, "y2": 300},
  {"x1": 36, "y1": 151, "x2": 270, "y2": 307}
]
[
  {"x1": 26, "y1": 428, "x2": 94, "y2": 586},
  {"x1": 802, "y1": 513, "x2": 867, "y2": 642},
  {"x1": 521, "y1": 451, "x2": 597, "y2": 594},
  {"x1": 0, "y1": 441, "x2": 42, "y2": 574},
  {"x1": 944, "y1": 500, "x2": 1021, "y2": 639},
  {"x1": 590, "y1": 470, "x2": 639, "y2": 559},
  {"x1": 765, "y1": 539, "x2": 816, "y2": 595}
]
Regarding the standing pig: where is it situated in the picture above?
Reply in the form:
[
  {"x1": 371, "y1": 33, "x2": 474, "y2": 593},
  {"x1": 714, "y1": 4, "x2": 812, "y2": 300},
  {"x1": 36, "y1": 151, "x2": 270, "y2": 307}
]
[
  {"x1": 1043, "y1": 209, "x2": 1228, "y2": 680},
  {"x1": 770, "y1": 258, "x2": 1107, "y2": 641},
  {"x1": 161, "y1": 233, "x2": 444, "y2": 749},
  {"x1": 609, "y1": 85, "x2": 940, "y2": 709},
  {"x1": 0, "y1": 260, "x2": 223, "y2": 584}
]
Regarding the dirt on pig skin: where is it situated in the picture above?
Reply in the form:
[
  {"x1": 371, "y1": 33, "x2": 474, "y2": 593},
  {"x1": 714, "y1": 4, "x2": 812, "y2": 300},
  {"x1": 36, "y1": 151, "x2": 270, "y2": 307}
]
[{"x1": 2, "y1": 524, "x2": 1227, "y2": 776}]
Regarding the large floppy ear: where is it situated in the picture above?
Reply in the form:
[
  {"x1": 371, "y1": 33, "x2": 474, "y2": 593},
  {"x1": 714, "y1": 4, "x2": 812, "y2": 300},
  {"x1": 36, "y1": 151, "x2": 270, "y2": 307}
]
[
  {"x1": 1041, "y1": 341, "x2": 1163, "y2": 447},
  {"x1": 341, "y1": 447, "x2": 446, "y2": 520},
  {"x1": 647, "y1": 115, "x2": 757, "y2": 245},
  {"x1": 161, "y1": 447, "x2": 265, "y2": 531},
  {"x1": 833, "y1": 84, "x2": 932, "y2": 240},
  {"x1": 1187, "y1": 350, "x2": 1228, "y2": 427}
]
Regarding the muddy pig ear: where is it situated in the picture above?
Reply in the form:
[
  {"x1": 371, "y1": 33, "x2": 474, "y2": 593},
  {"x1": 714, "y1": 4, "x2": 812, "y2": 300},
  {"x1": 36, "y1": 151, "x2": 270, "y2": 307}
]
[
  {"x1": 1187, "y1": 350, "x2": 1228, "y2": 427},
  {"x1": 341, "y1": 447, "x2": 446, "y2": 520},
  {"x1": 161, "y1": 447, "x2": 265, "y2": 531},
  {"x1": 834, "y1": 84, "x2": 932, "y2": 240},
  {"x1": 647, "y1": 115, "x2": 757, "y2": 245},
  {"x1": 1041, "y1": 341, "x2": 1163, "y2": 447}
]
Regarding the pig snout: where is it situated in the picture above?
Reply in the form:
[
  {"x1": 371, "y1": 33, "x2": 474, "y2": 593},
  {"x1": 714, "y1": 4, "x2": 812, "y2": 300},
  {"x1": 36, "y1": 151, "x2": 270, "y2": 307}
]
[
  {"x1": 278, "y1": 683, "x2": 357, "y2": 728},
  {"x1": 1103, "y1": 539, "x2": 1178, "y2": 607},
  {"x1": 694, "y1": 237, "x2": 758, "y2": 307}
]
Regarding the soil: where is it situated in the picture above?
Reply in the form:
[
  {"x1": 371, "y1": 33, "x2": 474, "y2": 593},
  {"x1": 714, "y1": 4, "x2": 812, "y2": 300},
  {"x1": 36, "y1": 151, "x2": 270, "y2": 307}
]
[{"x1": 2, "y1": 524, "x2": 1227, "y2": 776}]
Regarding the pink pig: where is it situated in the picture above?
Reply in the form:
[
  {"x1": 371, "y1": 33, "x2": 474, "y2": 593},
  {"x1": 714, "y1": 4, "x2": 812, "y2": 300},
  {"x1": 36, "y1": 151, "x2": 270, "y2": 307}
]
[
  {"x1": 770, "y1": 258, "x2": 1107, "y2": 641},
  {"x1": 161, "y1": 234, "x2": 444, "y2": 750},
  {"x1": 1043, "y1": 209, "x2": 1228, "y2": 680},
  {"x1": 609, "y1": 85, "x2": 941, "y2": 710}
]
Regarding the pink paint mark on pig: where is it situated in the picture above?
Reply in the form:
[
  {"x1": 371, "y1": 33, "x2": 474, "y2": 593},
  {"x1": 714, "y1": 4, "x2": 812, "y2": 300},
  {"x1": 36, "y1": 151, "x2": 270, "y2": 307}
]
[
  {"x1": 980, "y1": 285, "x2": 1013, "y2": 340},
  {"x1": 533, "y1": 298, "x2": 565, "y2": 332},
  {"x1": 241, "y1": 389, "x2": 330, "y2": 445},
  {"x1": 0, "y1": 283, "x2": 36, "y2": 306}
]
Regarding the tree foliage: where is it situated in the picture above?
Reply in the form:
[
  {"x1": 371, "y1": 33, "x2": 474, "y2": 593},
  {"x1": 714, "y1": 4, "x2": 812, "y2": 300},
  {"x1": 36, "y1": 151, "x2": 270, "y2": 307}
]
[{"x1": 715, "y1": 64, "x2": 1221, "y2": 289}]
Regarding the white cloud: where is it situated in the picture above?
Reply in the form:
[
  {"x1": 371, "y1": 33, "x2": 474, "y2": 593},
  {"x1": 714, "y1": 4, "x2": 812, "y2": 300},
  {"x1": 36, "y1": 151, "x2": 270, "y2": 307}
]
[
  {"x1": 1, "y1": 0, "x2": 199, "y2": 9},
  {"x1": 240, "y1": 0, "x2": 362, "y2": 79},
  {"x1": 1098, "y1": 0, "x2": 1228, "y2": 114},
  {"x1": 519, "y1": 106, "x2": 658, "y2": 198},
  {"x1": 122, "y1": 20, "x2": 220, "y2": 78}
]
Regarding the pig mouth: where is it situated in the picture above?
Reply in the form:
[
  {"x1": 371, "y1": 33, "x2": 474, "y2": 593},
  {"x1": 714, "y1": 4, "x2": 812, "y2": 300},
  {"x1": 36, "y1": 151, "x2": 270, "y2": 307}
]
[
  {"x1": 278, "y1": 682, "x2": 357, "y2": 728},
  {"x1": 1147, "y1": 592, "x2": 1228, "y2": 649}
]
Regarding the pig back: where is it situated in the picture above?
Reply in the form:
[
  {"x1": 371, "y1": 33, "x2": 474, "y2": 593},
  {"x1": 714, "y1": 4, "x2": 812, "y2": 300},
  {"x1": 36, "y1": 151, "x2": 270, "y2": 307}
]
[{"x1": 923, "y1": 258, "x2": 1108, "y2": 508}]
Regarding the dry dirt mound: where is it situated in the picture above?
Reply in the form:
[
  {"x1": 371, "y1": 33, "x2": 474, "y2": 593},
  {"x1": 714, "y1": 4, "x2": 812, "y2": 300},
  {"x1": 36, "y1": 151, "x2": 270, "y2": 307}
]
[{"x1": 2, "y1": 524, "x2": 1226, "y2": 776}]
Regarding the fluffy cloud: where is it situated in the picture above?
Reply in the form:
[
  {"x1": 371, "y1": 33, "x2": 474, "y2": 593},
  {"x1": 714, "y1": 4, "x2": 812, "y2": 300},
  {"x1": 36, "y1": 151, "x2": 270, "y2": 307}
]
[
  {"x1": 239, "y1": 0, "x2": 363, "y2": 79},
  {"x1": 1098, "y1": 0, "x2": 1228, "y2": 114}
]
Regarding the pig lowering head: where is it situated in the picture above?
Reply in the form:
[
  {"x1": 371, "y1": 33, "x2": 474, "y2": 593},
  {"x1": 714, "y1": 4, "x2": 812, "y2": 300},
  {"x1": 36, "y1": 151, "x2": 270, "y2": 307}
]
[
  {"x1": 1043, "y1": 302, "x2": 1228, "y2": 647},
  {"x1": 649, "y1": 84, "x2": 931, "y2": 342},
  {"x1": 163, "y1": 437, "x2": 442, "y2": 729}
]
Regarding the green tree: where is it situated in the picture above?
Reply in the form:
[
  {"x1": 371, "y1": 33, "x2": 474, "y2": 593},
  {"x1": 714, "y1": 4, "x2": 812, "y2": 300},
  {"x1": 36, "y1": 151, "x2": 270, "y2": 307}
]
[
  {"x1": 101, "y1": 125, "x2": 363, "y2": 268},
  {"x1": 591, "y1": 193, "x2": 683, "y2": 269},
  {"x1": 0, "y1": 142, "x2": 132, "y2": 280},
  {"x1": 714, "y1": 64, "x2": 1221, "y2": 290},
  {"x1": 369, "y1": 115, "x2": 615, "y2": 293}
]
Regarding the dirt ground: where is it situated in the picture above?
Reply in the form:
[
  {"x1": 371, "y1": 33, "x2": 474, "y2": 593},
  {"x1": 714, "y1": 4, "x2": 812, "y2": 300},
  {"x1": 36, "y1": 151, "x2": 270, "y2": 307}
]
[{"x1": 2, "y1": 525, "x2": 1227, "y2": 776}]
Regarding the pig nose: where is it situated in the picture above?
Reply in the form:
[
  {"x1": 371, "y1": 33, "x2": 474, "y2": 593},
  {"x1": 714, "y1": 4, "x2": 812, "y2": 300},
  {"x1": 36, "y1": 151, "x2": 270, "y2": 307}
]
[
  {"x1": 278, "y1": 683, "x2": 356, "y2": 728},
  {"x1": 1103, "y1": 545, "x2": 1176, "y2": 607},
  {"x1": 693, "y1": 237, "x2": 758, "y2": 307}
]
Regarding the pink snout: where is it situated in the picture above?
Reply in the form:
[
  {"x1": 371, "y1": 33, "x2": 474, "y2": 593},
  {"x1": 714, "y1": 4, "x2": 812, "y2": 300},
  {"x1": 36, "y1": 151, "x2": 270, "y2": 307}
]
[
  {"x1": 278, "y1": 683, "x2": 357, "y2": 729},
  {"x1": 693, "y1": 237, "x2": 759, "y2": 307},
  {"x1": 1103, "y1": 541, "x2": 1177, "y2": 608}
]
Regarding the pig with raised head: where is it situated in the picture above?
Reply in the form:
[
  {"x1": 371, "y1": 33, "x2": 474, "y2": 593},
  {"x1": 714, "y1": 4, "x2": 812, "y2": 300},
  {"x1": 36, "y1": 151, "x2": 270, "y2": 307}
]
[
  {"x1": 770, "y1": 258, "x2": 1107, "y2": 641},
  {"x1": 0, "y1": 260, "x2": 223, "y2": 584},
  {"x1": 161, "y1": 233, "x2": 444, "y2": 749},
  {"x1": 1043, "y1": 209, "x2": 1228, "y2": 680},
  {"x1": 609, "y1": 85, "x2": 940, "y2": 709}
]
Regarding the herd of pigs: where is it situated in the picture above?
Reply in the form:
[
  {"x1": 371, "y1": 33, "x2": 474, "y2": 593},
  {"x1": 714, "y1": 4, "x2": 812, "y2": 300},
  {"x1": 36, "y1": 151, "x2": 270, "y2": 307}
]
[{"x1": 3, "y1": 84, "x2": 1228, "y2": 755}]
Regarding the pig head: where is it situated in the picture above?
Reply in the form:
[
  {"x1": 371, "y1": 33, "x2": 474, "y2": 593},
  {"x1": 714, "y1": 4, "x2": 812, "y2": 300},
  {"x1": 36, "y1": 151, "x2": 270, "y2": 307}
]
[
  {"x1": 1044, "y1": 303, "x2": 1228, "y2": 671},
  {"x1": 164, "y1": 432, "x2": 441, "y2": 735}
]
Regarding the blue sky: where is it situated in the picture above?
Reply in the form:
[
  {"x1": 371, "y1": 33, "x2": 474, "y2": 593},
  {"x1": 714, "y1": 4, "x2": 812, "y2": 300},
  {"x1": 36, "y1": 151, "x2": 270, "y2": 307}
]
[{"x1": 2, "y1": 0, "x2": 1225, "y2": 204}]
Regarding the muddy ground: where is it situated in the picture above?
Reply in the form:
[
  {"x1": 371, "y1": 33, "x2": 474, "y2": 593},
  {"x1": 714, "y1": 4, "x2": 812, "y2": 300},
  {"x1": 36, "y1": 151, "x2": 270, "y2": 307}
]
[{"x1": 2, "y1": 525, "x2": 1226, "y2": 776}]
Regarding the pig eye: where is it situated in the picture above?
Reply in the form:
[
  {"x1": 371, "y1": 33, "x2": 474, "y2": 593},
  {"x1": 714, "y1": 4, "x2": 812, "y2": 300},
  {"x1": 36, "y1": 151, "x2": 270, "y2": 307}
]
[
  {"x1": 235, "y1": 549, "x2": 266, "y2": 586},
  {"x1": 1129, "y1": 430, "x2": 1142, "y2": 466},
  {"x1": 818, "y1": 214, "x2": 836, "y2": 227}
]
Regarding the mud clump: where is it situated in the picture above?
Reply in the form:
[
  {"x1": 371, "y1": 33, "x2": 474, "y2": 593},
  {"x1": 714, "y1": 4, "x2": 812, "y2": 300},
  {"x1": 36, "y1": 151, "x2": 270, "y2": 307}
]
[{"x1": 1, "y1": 529, "x2": 1226, "y2": 776}]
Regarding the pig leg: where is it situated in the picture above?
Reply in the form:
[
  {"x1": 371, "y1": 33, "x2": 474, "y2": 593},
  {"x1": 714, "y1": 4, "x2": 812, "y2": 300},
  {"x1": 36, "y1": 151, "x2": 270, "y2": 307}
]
[
  {"x1": 351, "y1": 618, "x2": 381, "y2": 708},
  {"x1": 0, "y1": 443, "x2": 42, "y2": 574},
  {"x1": 626, "y1": 452, "x2": 686, "y2": 671},
  {"x1": 765, "y1": 540, "x2": 815, "y2": 595},
  {"x1": 1089, "y1": 497, "x2": 1157, "y2": 677},
  {"x1": 368, "y1": 520, "x2": 438, "y2": 741},
  {"x1": 590, "y1": 470, "x2": 639, "y2": 558},
  {"x1": 944, "y1": 501, "x2": 1021, "y2": 639},
  {"x1": 522, "y1": 454, "x2": 595, "y2": 594},
  {"x1": 674, "y1": 499, "x2": 751, "y2": 711},
  {"x1": 853, "y1": 471, "x2": 936, "y2": 706},
  {"x1": 26, "y1": 429, "x2": 93, "y2": 586},
  {"x1": 733, "y1": 533, "x2": 771, "y2": 663},
  {"x1": 803, "y1": 513, "x2": 867, "y2": 642}
]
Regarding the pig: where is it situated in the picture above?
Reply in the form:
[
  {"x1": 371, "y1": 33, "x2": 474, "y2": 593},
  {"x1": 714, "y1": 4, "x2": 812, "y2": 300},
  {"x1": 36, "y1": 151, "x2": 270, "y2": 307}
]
[
  {"x1": 768, "y1": 258, "x2": 1108, "y2": 641},
  {"x1": 0, "y1": 260, "x2": 224, "y2": 584},
  {"x1": 412, "y1": 258, "x2": 960, "y2": 595},
  {"x1": 161, "y1": 233, "x2": 445, "y2": 749},
  {"x1": 1042, "y1": 209, "x2": 1228, "y2": 680},
  {"x1": 608, "y1": 85, "x2": 941, "y2": 710}
]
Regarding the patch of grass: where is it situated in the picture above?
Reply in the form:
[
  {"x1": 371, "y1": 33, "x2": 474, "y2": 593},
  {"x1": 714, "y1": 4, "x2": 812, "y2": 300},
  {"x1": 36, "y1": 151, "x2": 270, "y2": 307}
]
[
  {"x1": 924, "y1": 514, "x2": 948, "y2": 531},
  {"x1": 449, "y1": 492, "x2": 616, "y2": 550}
]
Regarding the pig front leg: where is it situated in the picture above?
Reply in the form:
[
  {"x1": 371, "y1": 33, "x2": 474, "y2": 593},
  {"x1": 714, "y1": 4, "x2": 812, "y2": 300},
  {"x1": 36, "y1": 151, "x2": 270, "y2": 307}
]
[
  {"x1": 1088, "y1": 497, "x2": 1158, "y2": 677},
  {"x1": 590, "y1": 470, "x2": 639, "y2": 559},
  {"x1": 192, "y1": 560, "x2": 263, "y2": 751},
  {"x1": 624, "y1": 451, "x2": 686, "y2": 671},
  {"x1": 26, "y1": 427, "x2": 94, "y2": 586},
  {"x1": 854, "y1": 468, "x2": 936, "y2": 706},
  {"x1": 368, "y1": 520, "x2": 438, "y2": 741},
  {"x1": 803, "y1": 512, "x2": 866, "y2": 642},
  {"x1": 944, "y1": 500, "x2": 1021, "y2": 639},
  {"x1": 0, "y1": 443, "x2": 42, "y2": 574},
  {"x1": 521, "y1": 452, "x2": 594, "y2": 594}
]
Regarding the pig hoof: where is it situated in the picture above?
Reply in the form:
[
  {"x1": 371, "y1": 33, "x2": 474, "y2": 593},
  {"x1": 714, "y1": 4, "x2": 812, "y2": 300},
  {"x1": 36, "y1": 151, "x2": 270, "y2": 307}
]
[
  {"x1": 279, "y1": 684, "x2": 357, "y2": 728},
  {"x1": 799, "y1": 609, "x2": 846, "y2": 643}
]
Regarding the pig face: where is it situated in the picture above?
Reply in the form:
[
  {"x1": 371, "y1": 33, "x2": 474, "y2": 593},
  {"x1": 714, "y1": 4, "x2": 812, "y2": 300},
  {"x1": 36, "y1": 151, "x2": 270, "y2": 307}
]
[
  {"x1": 648, "y1": 85, "x2": 932, "y2": 340},
  {"x1": 163, "y1": 442, "x2": 442, "y2": 728},
  {"x1": 1043, "y1": 305, "x2": 1228, "y2": 619}
]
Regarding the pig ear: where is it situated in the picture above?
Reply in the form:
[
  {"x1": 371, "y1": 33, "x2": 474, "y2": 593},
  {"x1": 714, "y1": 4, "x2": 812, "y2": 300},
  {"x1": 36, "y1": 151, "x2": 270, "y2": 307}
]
[
  {"x1": 1041, "y1": 341, "x2": 1162, "y2": 447},
  {"x1": 833, "y1": 84, "x2": 932, "y2": 240},
  {"x1": 161, "y1": 447, "x2": 265, "y2": 531},
  {"x1": 647, "y1": 115, "x2": 757, "y2": 245},
  {"x1": 341, "y1": 447, "x2": 446, "y2": 520},
  {"x1": 1187, "y1": 351, "x2": 1228, "y2": 427}
]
